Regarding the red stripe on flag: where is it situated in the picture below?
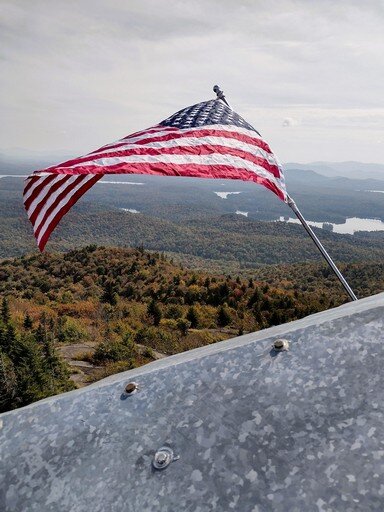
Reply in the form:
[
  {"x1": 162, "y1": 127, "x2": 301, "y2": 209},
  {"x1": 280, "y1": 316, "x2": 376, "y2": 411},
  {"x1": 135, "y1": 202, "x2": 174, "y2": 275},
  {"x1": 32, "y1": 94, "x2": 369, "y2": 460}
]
[
  {"x1": 24, "y1": 174, "x2": 59, "y2": 211},
  {"x1": 138, "y1": 128, "x2": 271, "y2": 152},
  {"x1": 87, "y1": 125, "x2": 173, "y2": 154},
  {"x1": 121, "y1": 125, "x2": 174, "y2": 140},
  {"x1": 47, "y1": 129, "x2": 273, "y2": 171},
  {"x1": 23, "y1": 175, "x2": 42, "y2": 196},
  {"x1": 37, "y1": 175, "x2": 102, "y2": 251},
  {"x1": 39, "y1": 161, "x2": 285, "y2": 200},
  {"x1": 98, "y1": 128, "x2": 272, "y2": 155},
  {"x1": 31, "y1": 175, "x2": 84, "y2": 227},
  {"x1": 45, "y1": 145, "x2": 280, "y2": 179}
]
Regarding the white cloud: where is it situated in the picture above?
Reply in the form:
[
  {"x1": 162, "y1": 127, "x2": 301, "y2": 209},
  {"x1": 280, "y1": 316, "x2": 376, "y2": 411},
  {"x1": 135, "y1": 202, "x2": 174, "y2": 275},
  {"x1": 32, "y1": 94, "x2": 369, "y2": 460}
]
[{"x1": 0, "y1": 0, "x2": 383, "y2": 163}]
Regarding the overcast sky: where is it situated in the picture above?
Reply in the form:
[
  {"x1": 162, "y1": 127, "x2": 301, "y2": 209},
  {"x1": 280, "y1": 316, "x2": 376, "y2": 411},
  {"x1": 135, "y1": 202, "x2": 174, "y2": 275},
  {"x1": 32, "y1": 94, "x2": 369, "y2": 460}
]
[{"x1": 1, "y1": 0, "x2": 383, "y2": 163}]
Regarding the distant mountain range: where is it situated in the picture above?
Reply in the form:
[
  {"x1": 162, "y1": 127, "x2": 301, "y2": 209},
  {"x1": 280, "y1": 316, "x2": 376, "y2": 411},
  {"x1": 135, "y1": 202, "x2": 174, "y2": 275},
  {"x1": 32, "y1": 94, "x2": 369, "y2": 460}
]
[
  {"x1": 0, "y1": 151, "x2": 72, "y2": 175},
  {"x1": 284, "y1": 161, "x2": 384, "y2": 181},
  {"x1": 1, "y1": 158, "x2": 384, "y2": 226},
  {"x1": 1, "y1": 151, "x2": 384, "y2": 181}
]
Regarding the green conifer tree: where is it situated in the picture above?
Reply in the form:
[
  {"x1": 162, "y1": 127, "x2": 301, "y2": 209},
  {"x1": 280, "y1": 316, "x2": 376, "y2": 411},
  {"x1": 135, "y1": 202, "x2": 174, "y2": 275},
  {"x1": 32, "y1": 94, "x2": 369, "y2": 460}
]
[
  {"x1": 1, "y1": 297, "x2": 10, "y2": 324},
  {"x1": 147, "y1": 299, "x2": 162, "y2": 326},
  {"x1": 2, "y1": 324, "x2": 17, "y2": 355},
  {"x1": 101, "y1": 280, "x2": 117, "y2": 305},
  {"x1": 0, "y1": 352, "x2": 17, "y2": 413},
  {"x1": 217, "y1": 305, "x2": 231, "y2": 327},
  {"x1": 186, "y1": 306, "x2": 199, "y2": 329},
  {"x1": 23, "y1": 313, "x2": 33, "y2": 330}
]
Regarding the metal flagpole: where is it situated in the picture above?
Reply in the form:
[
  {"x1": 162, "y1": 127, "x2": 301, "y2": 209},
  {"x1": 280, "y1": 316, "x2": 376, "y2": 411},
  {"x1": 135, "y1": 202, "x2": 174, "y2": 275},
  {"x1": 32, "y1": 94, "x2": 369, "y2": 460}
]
[
  {"x1": 213, "y1": 85, "x2": 358, "y2": 302},
  {"x1": 287, "y1": 195, "x2": 358, "y2": 301}
]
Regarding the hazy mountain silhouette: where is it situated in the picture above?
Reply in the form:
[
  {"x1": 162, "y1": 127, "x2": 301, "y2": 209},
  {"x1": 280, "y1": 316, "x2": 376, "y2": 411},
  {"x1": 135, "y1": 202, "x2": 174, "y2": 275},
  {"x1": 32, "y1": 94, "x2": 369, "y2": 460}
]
[{"x1": 284, "y1": 161, "x2": 384, "y2": 180}]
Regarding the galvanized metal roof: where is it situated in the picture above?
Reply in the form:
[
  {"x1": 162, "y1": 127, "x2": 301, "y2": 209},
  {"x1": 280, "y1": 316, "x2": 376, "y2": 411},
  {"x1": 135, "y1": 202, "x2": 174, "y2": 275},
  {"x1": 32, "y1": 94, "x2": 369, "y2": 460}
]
[{"x1": 1, "y1": 293, "x2": 384, "y2": 511}]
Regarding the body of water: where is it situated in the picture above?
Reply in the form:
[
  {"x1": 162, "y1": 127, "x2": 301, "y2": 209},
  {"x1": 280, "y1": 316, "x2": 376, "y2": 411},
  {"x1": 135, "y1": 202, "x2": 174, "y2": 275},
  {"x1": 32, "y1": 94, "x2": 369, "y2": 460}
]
[
  {"x1": 214, "y1": 191, "x2": 242, "y2": 199},
  {"x1": 121, "y1": 208, "x2": 140, "y2": 214},
  {"x1": 278, "y1": 216, "x2": 384, "y2": 234},
  {"x1": 99, "y1": 181, "x2": 144, "y2": 185},
  {"x1": 0, "y1": 175, "x2": 27, "y2": 179}
]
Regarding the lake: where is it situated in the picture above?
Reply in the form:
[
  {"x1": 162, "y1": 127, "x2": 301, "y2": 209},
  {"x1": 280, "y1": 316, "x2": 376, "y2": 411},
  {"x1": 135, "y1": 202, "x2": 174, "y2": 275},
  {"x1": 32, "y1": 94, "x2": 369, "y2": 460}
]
[
  {"x1": 0, "y1": 175, "x2": 27, "y2": 179},
  {"x1": 99, "y1": 181, "x2": 145, "y2": 185},
  {"x1": 278, "y1": 216, "x2": 384, "y2": 234},
  {"x1": 121, "y1": 208, "x2": 140, "y2": 214},
  {"x1": 214, "y1": 191, "x2": 242, "y2": 199}
]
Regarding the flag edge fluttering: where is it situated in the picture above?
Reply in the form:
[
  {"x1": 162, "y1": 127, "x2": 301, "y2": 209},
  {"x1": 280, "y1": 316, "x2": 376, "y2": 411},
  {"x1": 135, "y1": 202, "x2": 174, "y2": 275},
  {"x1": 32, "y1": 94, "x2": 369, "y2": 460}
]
[{"x1": 23, "y1": 99, "x2": 287, "y2": 251}]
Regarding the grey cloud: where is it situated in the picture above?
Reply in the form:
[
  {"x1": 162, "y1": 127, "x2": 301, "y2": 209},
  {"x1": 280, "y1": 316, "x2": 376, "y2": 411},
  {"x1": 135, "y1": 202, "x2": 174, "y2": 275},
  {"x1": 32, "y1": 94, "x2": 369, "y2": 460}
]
[{"x1": 0, "y1": 0, "x2": 383, "y2": 163}]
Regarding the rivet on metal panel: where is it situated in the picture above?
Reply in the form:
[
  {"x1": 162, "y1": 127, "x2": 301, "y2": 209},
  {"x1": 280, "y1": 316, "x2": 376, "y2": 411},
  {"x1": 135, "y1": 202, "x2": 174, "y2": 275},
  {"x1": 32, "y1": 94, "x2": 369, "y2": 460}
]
[
  {"x1": 273, "y1": 338, "x2": 289, "y2": 352},
  {"x1": 152, "y1": 447, "x2": 179, "y2": 470},
  {"x1": 124, "y1": 382, "x2": 138, "y2": 395}
]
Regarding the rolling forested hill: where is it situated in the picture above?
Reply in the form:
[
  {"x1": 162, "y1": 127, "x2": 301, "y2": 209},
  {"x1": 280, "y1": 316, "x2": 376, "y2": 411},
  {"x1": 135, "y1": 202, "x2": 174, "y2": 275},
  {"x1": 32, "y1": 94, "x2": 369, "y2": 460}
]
[
  {"x1": 1, "y1": 166, "x2": 384, "y2": 265},
  {"x1": 1, "y1": 245, "x2": 383, "y2": 413},
  {"x1": 2, "y1": 191, "x2": 384, "y2": 267},
  {"x1": 1, "y1": 162, "x2": 384, "y2": 413}
]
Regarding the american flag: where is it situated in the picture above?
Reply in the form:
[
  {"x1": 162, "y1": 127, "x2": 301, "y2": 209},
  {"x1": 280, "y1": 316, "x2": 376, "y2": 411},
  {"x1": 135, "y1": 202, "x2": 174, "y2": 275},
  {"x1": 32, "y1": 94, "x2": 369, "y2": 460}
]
[{"x1": 24, "y1": 98, "x2": 287, "y2": 251}]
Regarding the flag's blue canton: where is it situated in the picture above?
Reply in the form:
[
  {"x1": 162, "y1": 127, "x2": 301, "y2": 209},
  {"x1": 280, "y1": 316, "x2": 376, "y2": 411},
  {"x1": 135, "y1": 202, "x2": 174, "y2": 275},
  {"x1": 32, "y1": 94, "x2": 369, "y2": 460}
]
[{"x1": 160, "y1": 99, "x2": 261, "y2": 135}]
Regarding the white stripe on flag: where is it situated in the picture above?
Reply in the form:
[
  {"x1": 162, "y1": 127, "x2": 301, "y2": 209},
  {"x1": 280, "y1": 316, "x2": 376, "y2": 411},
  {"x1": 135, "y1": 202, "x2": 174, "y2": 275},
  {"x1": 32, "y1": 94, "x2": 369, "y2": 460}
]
[
  {"x1": 27, "y1": 175, "x2": 73, "y2": 219},
  {"x1": 36, "y1": 175, "x2": 96, "y2": 244},
  {"x1": 68, "y1": 153, "x2": 284, "y2": 187},
  {"x1": 24, "y1": 174, "x2": 57, "y2": 204},
  {"x1": 32, "y1": 175, "x2": 81, "y2": 230},
  {"x1": 98, "y1": 124, "x2": 265, "y2": 150},
  {"x1": 87, "y1": 136, "x2": 279, "y2": 168}
]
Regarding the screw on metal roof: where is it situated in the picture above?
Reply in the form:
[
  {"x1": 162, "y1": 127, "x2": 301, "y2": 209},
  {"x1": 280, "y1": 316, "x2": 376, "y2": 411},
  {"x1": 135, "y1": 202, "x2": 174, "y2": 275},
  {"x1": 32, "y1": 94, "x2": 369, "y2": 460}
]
[
  {"x1": 124, "y1": 382, "x2": 138, "y2": 395},
  {"x1": 152, "y1": 447, "x2": 179, "y2": 470},
  {"x1": 273, "y1": 339, "x2": 289, "y2": 352}
]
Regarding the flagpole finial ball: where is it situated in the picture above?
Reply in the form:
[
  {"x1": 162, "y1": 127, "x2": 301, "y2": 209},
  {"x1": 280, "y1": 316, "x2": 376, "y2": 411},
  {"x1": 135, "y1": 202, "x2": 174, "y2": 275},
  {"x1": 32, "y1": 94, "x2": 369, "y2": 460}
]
[
  {"x1": 213, "y1": 85, "x2": 230, "y2": 108},
  {"x1": 213, "y1": 85, "x2": 226, "y2": 101}
]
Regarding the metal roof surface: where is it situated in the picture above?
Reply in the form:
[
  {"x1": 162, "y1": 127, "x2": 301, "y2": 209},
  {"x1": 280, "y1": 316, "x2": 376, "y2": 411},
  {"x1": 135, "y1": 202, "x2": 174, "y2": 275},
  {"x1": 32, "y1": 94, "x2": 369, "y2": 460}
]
[{"x1": 1, "y1": 293, "x2": 384, "y2": 511}]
